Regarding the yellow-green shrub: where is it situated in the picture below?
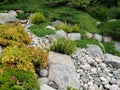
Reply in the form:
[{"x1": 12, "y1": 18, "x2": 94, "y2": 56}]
[
  {"x1": 55, "y1": 23, "x2": 80, "y2": 33},
  {"x1": 0, "y1": 23, "x2": 32, "y2": 46},
  {"x1": 1, "y1": 46, "x2": 35, "y2": 72},
  {"x1": 30, "y1": 12, "x2": 46, "y2": 24},
  {"x1": 28, "y1": 46, "x2": 49, "y2": 68},
  {"x1": 1, "y1": 45, "x2": 49, "y2": 72}
]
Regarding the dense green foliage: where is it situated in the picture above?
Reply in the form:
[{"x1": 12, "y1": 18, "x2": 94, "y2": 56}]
[
  {"x1": 103, "y1": 42, "x2": 120, "y2": 57},
  {"x1": 100, "y1": 20, "x2": 120, "y2": 41},
  {"x1": 0, "y1": 68, "x2": 39, "y2": 90},
  {"x1": 30, "y1": 24, "x2": 55, "y2": 37},
  {"x1": 50, "y1": 38, "x2": 76, "y2": 55},
  {"x1": 16, "y1": 13, "x2": 29, "y2": 20},
  {"x1": 75, "y1": 39, "x2": 105, "y2": 52}
]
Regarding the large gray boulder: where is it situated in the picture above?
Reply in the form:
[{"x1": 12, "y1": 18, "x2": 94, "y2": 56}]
[
  {"x1": 104, "y1": 53, "x2": 120, "y2": 69},
  {"x1": 48, "y1": 52, "x2": 80, "y2": 90},
  {"x1": 68, "y1": 33, "x2": 81, "y2": 41},
  {"x1": 114, "y1": 42, "x2": 120, "y2": 52},
  {"x1": 93, "y1": 34, "x2": 102, "y2": 42},
  {"x1": 55, "y1": 30, "x2": 67, "y2": 39},
  {"x1": 86, "y1": 44, "x2": 104, "y2": 58},
  {"x1": 0, "y1": 13, "x2": 17, "y2": 24}
]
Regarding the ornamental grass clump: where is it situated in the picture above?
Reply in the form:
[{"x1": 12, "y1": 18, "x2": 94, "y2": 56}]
[{"x1": 50, "y1": 38, "x2": 76, "y2": 55}]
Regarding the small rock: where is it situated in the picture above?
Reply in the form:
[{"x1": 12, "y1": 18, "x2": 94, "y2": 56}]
[
  {"x1": 46, "y1": 25, "x2": 56, "y2": 30},
  {"x1": 117, "y1": 81, "x2": 120, "y2": 86},
  {"x1": 103, "y1": 36, "x2": 112, "y2": 42},
  {"x1": 0, "y1": 45, "x2": 2, "y2": 56},
  {"x1": 41, "y1": 84, "x2": 56, "y2": 90},
  {"x1": 8, "y1": 10, "x2": 17, "y2": 16},
  {"x1": 38, "y1": 77, "x2": 49, "y2": 85},
  {"x1": 110, "y1": 85, "x2": 118, "y2": 90},
  {"x1": 104, "y1": 84, "x2": 111, "y2": 89},
  {"x1": 93, "y1": 34, "x2": 102, "y2": 42},
  {"x1": 110, "y1": 78, "x2": 117, "y2": 84},
  {"x1": 114, "y1": 42, "x2": 120, "y2": 52},
  {"x1": 81, "y1": 64, "x2": 91, "y2": 70},
  {"x1": 85, "y1": 32, "x2": 93, "y2": 39},
  {"x1": 39, "y1": 69, "x2": 48, "y2": 77},
  {"x1": 91, "y1": 68, "x2": 97, "y2": 74},
  {"x1": 100, "y1": 77, "x2": 107, "y2": 82},
  {"x1": 55, "y1": 30, "x2": 67, "y2": 39},
  {"x1": 68, "y1": 33, "x2": 81, "y2": 41}
]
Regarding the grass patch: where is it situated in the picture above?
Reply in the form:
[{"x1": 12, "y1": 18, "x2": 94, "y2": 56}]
[
  {"x1": 103, "y1": 41, "x2": 120, "y2": 57},
  {"x1": 30, "y1": 24, "x2": 55, "y2": 37},
  {"x1": 0, "y1": 1, "x2": 99, "y2": 34},
  {"x1": 75, "y1": 39, "x2": 104, "y2": 52}
]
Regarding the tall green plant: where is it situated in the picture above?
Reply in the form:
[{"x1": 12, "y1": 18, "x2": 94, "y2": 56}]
[{"x1": 50, "y1": 38, "x2": 76, "y2": 55}]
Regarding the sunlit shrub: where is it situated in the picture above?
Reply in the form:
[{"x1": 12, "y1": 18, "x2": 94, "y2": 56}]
[
  {"x1": 0, "y1": 23, "x2": 32, "y2": 46},
  {"x1": 50, "y1": 38, "x2": 76, "y2": 55},
  {"x1": 30, "y1": 12, "x2": 46, "y2": 24},
  {"x1": 1, "y1": 46, "x2": 35, "y2": 72},
  {"x1": 28, "y1": 46, "x2": 49, "y2": 68}
]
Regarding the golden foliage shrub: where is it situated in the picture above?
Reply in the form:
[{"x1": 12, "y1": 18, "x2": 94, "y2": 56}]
[
  {"x1": 0, "y1": 23, "x2": 32, "y2": 46},
  {"x1": 1, "y1": 45, "x2": 49, "y2": 72}
]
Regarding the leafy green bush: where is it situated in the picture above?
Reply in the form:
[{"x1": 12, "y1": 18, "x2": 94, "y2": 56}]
[
  {"x1": 55, "y1": 23, "x2": 80, "y2": 33},
  {"x1": 0, "y1": 23, "x2": 32, "y2": 46},
  {"x1": 100, "y1": 20, "x2": 120, "y2": 41},
  {"x1": 50, "y1": 38, "x2": 76, "y2": 55},
  {"x1": 69, "y1": 0, "x2": 91, "y2": 9},
  {"x1": 0, "y1": 68, "x2": 39, "y2": 90},
  {"x1": 30, "y1": 24, "x2": 55, "y2": 37},
  {"x1": 45, "y1": 0, "x2": 68, "y2": 7},
  {"x1": 87, "y1": 6, "x2": 108, "y2": 21},
  {"x1": 103, "y1": 41, "x2": 120, "y2": 57},
  {"x1": 16, "y1": 13, "x2": 29, "y2": 20},
  {"x1": 75, "y1": 39, "x2": 105, "y2": 52},
  {"x1": 30, "y1": 12, "x2": 46, "y2": 24}
]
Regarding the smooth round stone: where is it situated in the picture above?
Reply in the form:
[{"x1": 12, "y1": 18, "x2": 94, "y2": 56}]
[
  {"x1": 104, "y1": 85, "x2": 111, "y2": 89},
  {"x1": 100, "y1": 77, "x2": 107, "y2": 82},
  {"x1": 110, "y1": 85, "x2": 118, "y2": 90},
  {"x1": 117, "y1": 81, "x2": 120, "y2": 86},
  {"x1": 91, "y1": 68, "x2": 97, "y2": 74},
  {"x1": 110, "y1": 78, "x2": 117, "y2": 84},
  {"x1": 88, "y1": 85, "x2": 95, "y2": 90},
  {"x1": 39, "y1": 69, "x2": 48, "y2": 77}
]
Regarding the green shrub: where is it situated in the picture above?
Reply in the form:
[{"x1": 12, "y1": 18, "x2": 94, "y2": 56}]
[
  {"x1": 30, "y1": 12, "x2": 46, "y2": 24},
  {"x1": 50, "y1": 38, "x2": 76, "y2": 55},
  {"x1": 75, "y1": 39, "x2": 105, "y2": 52},
  {"x1": 30, "y1": 24, "x2": 55, "y2": 37},
  {"x1": 103, "y1": 41, "x2": 120, "y2": 57},
  {"x1": 55, "y1": 23, "x2": 80, "y2": 33},
  {"x1": 100, "y1": 20, "x2": 120, "y2": 41},
  {"x1": 0, "y1": 23, "x2": 32, "y2": 46},
  {"x1": 69, "y1": 0, "x2": 91, "y2": 9},
  {"x1": 0, "y1": 68, "x2": 39, "y2": 90},
  {"x1": 87, "y1": 6, "x2": 108, "y2": 21},
  {"x1": 45, "y1": 0, "x2": 68, "y2": 7},
  {"x1": 16, "y1": 13, "x2": 29, "y2": 20}
]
